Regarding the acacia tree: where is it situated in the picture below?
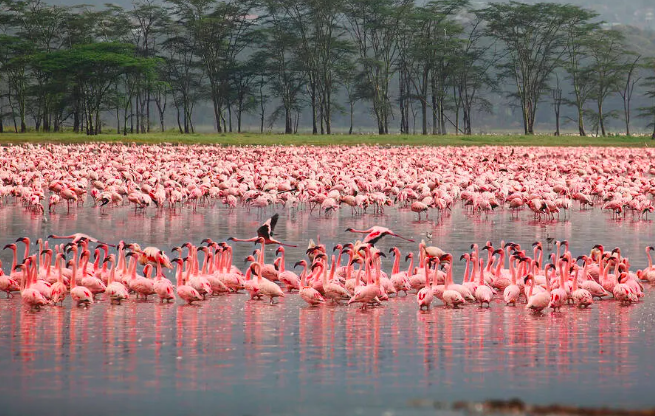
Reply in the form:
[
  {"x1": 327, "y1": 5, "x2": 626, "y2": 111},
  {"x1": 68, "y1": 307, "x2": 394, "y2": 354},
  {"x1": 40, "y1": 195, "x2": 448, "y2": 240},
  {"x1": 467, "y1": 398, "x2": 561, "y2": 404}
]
[
  {"x1": 344, "y1": 0, "x2": 411, "y2": 135},
  {"x1": 561, "y1": 8, "x2": 599, "y2": 136},
  {"x1": 159, "y1": 23, "x2": 204, "y2": 134},
  {"x1": 588, "y1": 29, "x2": 628, "y2": 136},
  {"x1": 257, "y1": 8, "x2": 306, "y2": 134},
  {"x1": 617, "y1": 54, "x2": 641, "y2": 136},
  {"x1": 33, "y1": 43, "x2": 157, "y2": 135},
  {"x1": 481, "y1": 2, "x2": 585, "y2": 135},
  {"x1": 638, "y1": 59, "x2": 655, "y2": 140}
]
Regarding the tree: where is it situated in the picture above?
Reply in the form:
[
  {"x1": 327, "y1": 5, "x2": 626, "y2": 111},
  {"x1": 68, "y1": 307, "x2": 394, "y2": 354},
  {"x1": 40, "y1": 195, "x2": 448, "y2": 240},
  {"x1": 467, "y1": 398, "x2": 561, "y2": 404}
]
[
  {"x1": 33, "y1": 43, "x2": 158, "y2": 135},
  {"x1": 561, "y1": 8, "x2": 599, "y2": 136},
  {"x1": 638, "y1": 59, "x2": 655, "y2": 140},
  {"x1": 618, "y1": 54, "x2": 641, "y2": 136},
  {"x1": 481, "y1": 2, "x2": 587, "y2": 135},
  {"x1": 160, "y1": 23, "x2": 204, "y2": 134},
  {"x1": 258, "y1": 4, "x2": 306, "y2": 134},
  {"x1": 167, "y1": 0, "x2": 257, "y2": 133},
  {"x1": 344, "y1": 0, "x2": 411, "y2": 135},
  {"x1": 587, "y1": 29, "x2": 628, "y2": 136}
]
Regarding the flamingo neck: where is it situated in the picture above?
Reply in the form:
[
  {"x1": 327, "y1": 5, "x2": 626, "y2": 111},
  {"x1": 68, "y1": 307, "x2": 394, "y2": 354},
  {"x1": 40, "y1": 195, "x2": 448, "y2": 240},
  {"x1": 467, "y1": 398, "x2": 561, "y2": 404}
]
[
  {"x1": 510, "y1": 258, "x2": 516, "y2": 285},
  {"x1": 108, "y1": 261, "x2": 115, "y2": 285},
  {"x1": 407, "y1": 256, "x2": 414, "y2": 276},
  {"x1": 279, "y1": 251, "x2": 286, "y2": 273},
  {"x1": 392, "y1": 250, "x2": 400, "y2": 275},
  {"x1": 495, "y1": 252, "x2": 503, "y2": 277}
]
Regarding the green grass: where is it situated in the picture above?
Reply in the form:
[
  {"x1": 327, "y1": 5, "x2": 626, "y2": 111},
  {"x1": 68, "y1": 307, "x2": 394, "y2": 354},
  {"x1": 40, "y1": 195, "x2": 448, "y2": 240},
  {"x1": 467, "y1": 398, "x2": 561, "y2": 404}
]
[{"x1": 0, "y1": 131, "x2": 653, "y2": 146}]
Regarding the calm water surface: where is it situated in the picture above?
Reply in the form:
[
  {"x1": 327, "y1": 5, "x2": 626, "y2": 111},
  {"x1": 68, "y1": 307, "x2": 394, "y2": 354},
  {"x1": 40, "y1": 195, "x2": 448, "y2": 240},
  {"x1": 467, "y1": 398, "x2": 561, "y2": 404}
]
[{"x1": 1, "y1": 204, "x2": 654, "y2": 415}]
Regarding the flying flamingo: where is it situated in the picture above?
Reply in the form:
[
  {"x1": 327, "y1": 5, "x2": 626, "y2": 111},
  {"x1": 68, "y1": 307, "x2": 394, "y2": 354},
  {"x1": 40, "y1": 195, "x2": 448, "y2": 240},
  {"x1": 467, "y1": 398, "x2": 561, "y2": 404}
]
[
  {"x1": 47, "y1": 233, "x2": 115, "y2": 247},
  {"x1": 228, "y1": 214, "x2": 297, "y2": 247},
  {"x1": 345, "y1": 226, "x2": 414, "y2": 246}
]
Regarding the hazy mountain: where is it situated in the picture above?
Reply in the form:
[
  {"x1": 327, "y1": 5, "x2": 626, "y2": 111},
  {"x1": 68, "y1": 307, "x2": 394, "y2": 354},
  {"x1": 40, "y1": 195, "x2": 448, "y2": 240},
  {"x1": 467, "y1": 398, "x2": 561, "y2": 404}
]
[{"x1": 43, "y1": 0, "x2": 655, "y2": 30}]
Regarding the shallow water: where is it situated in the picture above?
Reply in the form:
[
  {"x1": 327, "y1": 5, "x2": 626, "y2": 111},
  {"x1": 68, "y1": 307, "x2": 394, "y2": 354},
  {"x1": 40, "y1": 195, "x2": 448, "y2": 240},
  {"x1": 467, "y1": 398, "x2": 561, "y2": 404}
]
[{"x1": 1, "y1": 204, "x2": 655, "y2": 415}]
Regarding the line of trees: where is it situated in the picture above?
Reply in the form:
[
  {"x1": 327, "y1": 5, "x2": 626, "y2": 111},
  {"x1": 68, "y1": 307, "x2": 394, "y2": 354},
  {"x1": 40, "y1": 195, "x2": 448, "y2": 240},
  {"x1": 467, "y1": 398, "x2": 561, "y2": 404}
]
[{"x1": 0, "y1": 0, "x2": 654, "y2": 137}]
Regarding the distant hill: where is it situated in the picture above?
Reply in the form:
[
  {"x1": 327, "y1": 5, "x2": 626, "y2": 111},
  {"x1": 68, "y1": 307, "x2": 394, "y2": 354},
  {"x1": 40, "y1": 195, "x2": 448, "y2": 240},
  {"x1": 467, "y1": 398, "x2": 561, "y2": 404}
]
[{"x1": 42, "y1": 0, "x2": 655, "y2": 30}]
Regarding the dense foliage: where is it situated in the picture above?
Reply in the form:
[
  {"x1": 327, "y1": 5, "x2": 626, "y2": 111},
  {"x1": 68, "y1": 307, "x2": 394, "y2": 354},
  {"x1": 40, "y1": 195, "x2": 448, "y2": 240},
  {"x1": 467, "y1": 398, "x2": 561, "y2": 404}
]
[{"x1": 0, "y1": 0, "x2": 653, "y2": 136}]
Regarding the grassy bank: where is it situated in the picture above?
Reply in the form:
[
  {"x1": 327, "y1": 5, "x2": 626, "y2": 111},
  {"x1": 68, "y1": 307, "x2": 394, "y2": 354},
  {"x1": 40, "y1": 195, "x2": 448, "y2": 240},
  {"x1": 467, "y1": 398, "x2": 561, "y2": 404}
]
[{"x1": 0, "y1": 132, "x2": 653, "y2": 147}]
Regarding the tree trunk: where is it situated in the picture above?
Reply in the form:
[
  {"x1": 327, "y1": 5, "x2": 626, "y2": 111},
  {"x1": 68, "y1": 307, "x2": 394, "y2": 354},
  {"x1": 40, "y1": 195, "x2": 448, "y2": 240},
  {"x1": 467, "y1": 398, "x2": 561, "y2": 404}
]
[
  {"x1": 349, "y1": 101, "x2": 354, "y2": 135},
  {"x1": 311, "y1": 81, "x2": 317, "y2": 135},
  {"x1": 578, "y1": 108, "x2": 586, "y2": 136},
  {"x1": 598, "y1": 101, "x2": 606, "y2": 136}
]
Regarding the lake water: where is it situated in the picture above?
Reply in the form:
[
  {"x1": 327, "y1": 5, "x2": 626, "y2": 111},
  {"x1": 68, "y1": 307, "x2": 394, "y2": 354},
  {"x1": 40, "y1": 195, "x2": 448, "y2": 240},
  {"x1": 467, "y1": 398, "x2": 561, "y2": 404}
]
[{"x1": 1, "y1": 203, "x2": 654, "y2": 415}]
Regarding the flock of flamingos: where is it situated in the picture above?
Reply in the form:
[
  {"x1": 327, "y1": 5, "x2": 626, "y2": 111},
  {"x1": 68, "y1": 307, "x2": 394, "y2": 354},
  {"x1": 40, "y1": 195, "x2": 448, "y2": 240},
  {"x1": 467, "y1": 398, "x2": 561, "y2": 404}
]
[{"x1": 1, "y1": 143, "x2": 655, "y2": 313}]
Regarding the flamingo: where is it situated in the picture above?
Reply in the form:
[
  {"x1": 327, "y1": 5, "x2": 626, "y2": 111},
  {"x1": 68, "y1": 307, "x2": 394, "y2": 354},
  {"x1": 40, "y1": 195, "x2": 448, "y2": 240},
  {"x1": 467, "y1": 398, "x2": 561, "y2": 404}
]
[
  {"x1": 104, "y1": 255, "x2": 129, "y2": 304},
  {"x1": 440, "y1": 255, "x2": 466, "y2": 308},
  {"x1": 173, "y1": 258, "x2": 202, "y2": 305},
  {"x1": 18, "y1": 260, "x2": 49, "y2": 310},
  {"x1": 68, "y1": 248, "x2": 93, "y2": 307},
  {"x1": 525, "y1": 273, "x2": 550, "y2": 313},
  {"x1": 275, "y1": 247, "x2": 300, "y2": 292},
  {"x1": 474, "y1": 258, "x2": 493, "y2": 307},
  {"x1": 253, "y1": 261, "x2": 284, "y2": 305},
  {"x1": 571, "y1": 264, "x2": 593, "y2": 308},
  {"x1": 295, "y1": 260, "x2": 325, "y2": 306},
  {"x1": 503, "y1": 255, "x2": 521, "y2": 306},
  {"x1": 345, "y1": 226, "x2": 414, "y2": 246},
  {"x1": 228, "y1": 213, "x2": 297, "y2": 247},
  {"x1": 416, "y1": 257, "x2": 435, "y2": 310},
  {"x1": 348, "y1": 248, "x2": 380, "y2": 309},
  {"x1": 50, "y1": 254, "x2": 68, "y2": 306},
  {"x1": 243, "y1": 256, "x2": 262, "y2": 300},
  {"x1": 154, "y1": 253, "x2": 175, "y2": 303},
  {"x1": 314, "y1": 258, "x2": 349, "y2": 304}
]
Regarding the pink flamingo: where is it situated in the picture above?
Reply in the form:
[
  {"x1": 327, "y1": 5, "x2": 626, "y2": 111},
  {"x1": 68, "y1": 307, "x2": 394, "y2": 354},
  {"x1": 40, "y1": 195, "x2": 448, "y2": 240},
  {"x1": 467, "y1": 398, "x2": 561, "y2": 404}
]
[
  {"x1": 503, "y1": 254, "x2": 521, "y2": 306},
  {"x1": 345, "y1": 226, "x2": 414, "y2": 246},
  {"x1": 68, "y1": 249, "x2": 93, "y2": 307},
  {"x1": 228, "y1": 214, "x2": 297, "y2": 247},
  {"x1": 173, "y1": 258, "x2": 201, "y2": 305},
  {"x1": 440, "y1": 255, "x2": 466, "y2": 308},
  {"x1": 295, "y1": 260, "x2": 325, "y2": 306},
  {"x1": 474, "y1": 258, "x2": 493, "y2": 307},
  {"x1": 275, "y1": 247, "x2": 300, "y2": 292},
  {"x1": 416, "y1": 257, "x2": 435, "y2": 310},
  {"x1": 18, "y1": 260, "x2": 49, "y2": 310},
  {"x1": 571, "y1": 264, "x2": 593, "y2": 308},
  {"x1": 104, "y1": 254, "x2": 129, "y2": 304},
  {"x1": 348, "y1": 248, "x2": 380, "y2": 309},
  {"x1": 154, "y1": 252, "x2": 175, "y2": 303},
  {"x1": 525, "y1": 272, "x2": 550, "y2": 313},
  {"x1": 50, "y1": 254, "x2": 68, "y2": 306}
]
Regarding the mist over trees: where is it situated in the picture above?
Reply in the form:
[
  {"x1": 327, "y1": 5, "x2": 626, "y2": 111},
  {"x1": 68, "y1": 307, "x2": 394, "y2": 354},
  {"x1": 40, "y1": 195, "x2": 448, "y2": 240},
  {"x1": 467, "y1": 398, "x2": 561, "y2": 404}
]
[{"x1": 0, "y1": 0, "x2": 654, "y2": 136}]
